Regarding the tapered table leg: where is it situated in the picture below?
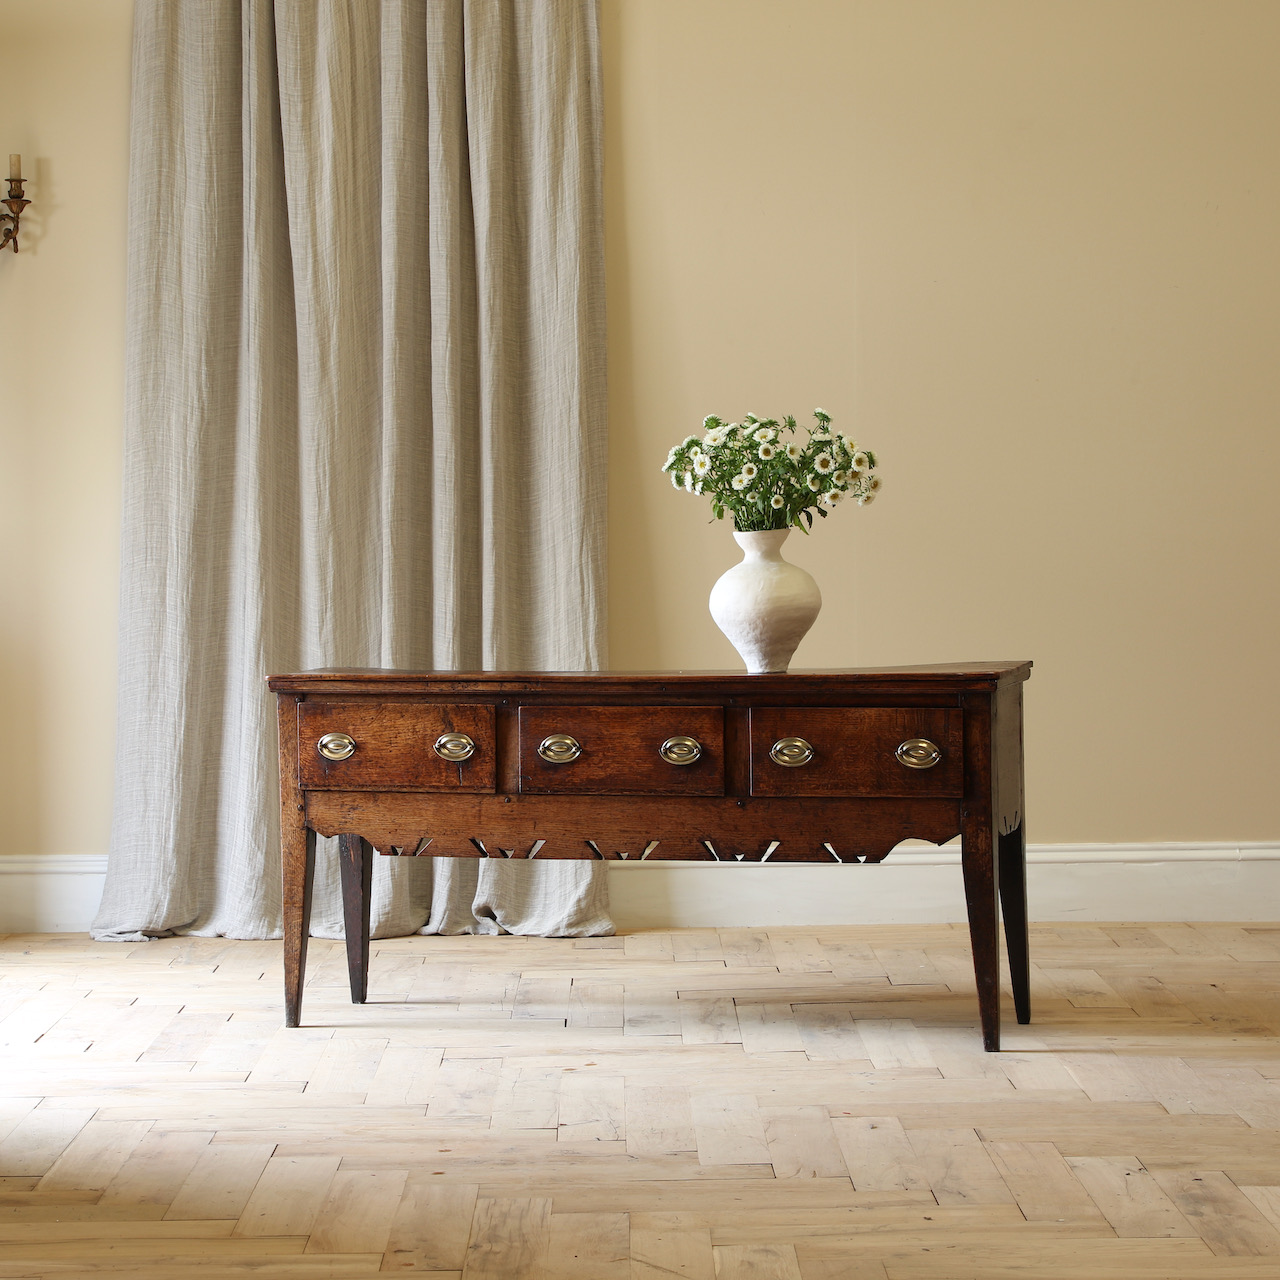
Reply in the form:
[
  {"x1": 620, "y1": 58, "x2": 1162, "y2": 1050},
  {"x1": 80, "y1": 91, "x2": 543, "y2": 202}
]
[
  {"x1": 961, "y1": 689, "x2": 1002, "y2": 1051},
  {"x1": 999, "y1": 822, "x2": 1031, "y2": 1025},
  {"x1": 283, "y1": 826, "x2": 317, "y2": 1028},
  {"x1": 339, "y1": 834, "x2": 374, "y2": 1003},
  {"x1": 961, "y1": 818, "x2": 1001, "y2": 1052}
]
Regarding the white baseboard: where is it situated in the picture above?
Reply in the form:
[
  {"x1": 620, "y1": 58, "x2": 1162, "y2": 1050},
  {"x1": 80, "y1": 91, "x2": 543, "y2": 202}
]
[
  {"x1": 606, "y1": 842, "x2": 1280, "y2": 929},
  {"x1": 0, "y1": 854, "x2": 110, "y2": 934},
  {"x1": 2, "y1": 843, "x2": 1277, "y2": 934}
]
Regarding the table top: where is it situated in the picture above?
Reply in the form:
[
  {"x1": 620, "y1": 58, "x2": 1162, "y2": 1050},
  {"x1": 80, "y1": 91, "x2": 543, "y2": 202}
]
[{"x1": 268, "y1": 661, "x2": 1033, "y2": 695}]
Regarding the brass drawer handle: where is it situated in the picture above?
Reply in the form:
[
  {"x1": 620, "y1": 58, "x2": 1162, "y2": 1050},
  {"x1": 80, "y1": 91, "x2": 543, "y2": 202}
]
[
  {"x1": 770, "y1": 737, "x2": 814, "y2": 767},
  {"x1": 538, "y1": 734, "x2": 582, "y2": 764},
  {"x1": 433, "y1": 732, "x2": 476, "y2": 762},
  {"x1": 897, "y1": 738, "x2": 942, "y2": 769},
  {"x1": 659, "y1": 735, "x2": 702, "y2": 765},
  {"x1": 317, "y1": 732, "x2": 356, "y2": 761}
]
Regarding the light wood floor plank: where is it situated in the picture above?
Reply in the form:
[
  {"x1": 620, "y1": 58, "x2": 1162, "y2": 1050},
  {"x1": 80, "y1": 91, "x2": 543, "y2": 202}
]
[
  {"x1": 99, "y1": 1128, "x2": 214, "y2": 1206},
  {"x1": 537, "y1": 1210, "x2": 629, "y2": 1279},
  {"x1": 736, "y1": 1003, "x2": 806, "y2": 1056},
  {"x1": 0, "y1": 1107, "x2": 97, "y2": 1178},
  {"x1": 679, "y1": 996, "x2": 742, "y2": 1046},
  {"x1": 985, "y1": 1140, "x2": 1110, "y2": 1224},
  {"x1": 713, "y1": 1242, "x2": 804, "y2": 1280},
  {"x1": 630, "y1": 1226, "x2": 714, "y2": 1280},
  {"x1": 761, "y1": 1106, "x2": 848, "y2": 1179},
  {"x1": 5, "y1": 925, "x2": 1280, "y2": 1275},
  {"x1": 1064, "y1": 1155, "x2": 1199, "y2": 1237},
  {"x1": 461, "y1": 1195, "x2": 552, "y2": 1278},
  {"x1": 1239, "y1": 1184, "x2": 1280, "y2": 1231},
  {"x1": 37, "y1": 1119, "x2": 154, "y2": 1192},
  {"x1": 830, "y1": 1116, "x2": 928, "y2": 1193},
  {"x1": 624, "y1": 1085, "x2": 696, "y2": 1158},
  {"x1": 232, "y1": 1155, "x2": 341, "y2": 1237},
  {"x1": 691, "y1": 1094, "x2": 771, "y2": 1167},
  {"x1": 305, "y1": 1168, "x2": 407, "y2": 1254},
  {"x1": 905, "y1": 1128, "x2": 1016, "y2": 1206},
  {"x1": 1148, "y1": 1168, "x2": 1280, "y2": 1255},
  {"x1": 558, "y1": 1072, "x2": 625, "y2": 1142},
  {"x1": 164, "y1": 1142, "x2": 277, "y2": 1221},
  {"x1": 383, "y1": 1178, "x2": 479, "y2": 1271}
]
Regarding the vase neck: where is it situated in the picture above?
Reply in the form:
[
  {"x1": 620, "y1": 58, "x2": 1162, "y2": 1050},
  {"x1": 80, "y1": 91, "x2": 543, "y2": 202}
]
[{"x1": 733, "y1": 528, "x2": 790, "y2": 562}]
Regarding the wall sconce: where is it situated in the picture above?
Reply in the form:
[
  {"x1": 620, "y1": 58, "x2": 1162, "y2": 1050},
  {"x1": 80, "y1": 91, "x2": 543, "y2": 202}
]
[{"x1": 2, "y1": 154, "x2": 31, "y2": 254}]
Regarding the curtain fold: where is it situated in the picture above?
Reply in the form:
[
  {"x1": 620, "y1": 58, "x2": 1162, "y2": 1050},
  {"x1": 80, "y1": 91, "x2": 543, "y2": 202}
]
[{"x1": 93, "y1": 0, "x2": 609, "y2": 943}]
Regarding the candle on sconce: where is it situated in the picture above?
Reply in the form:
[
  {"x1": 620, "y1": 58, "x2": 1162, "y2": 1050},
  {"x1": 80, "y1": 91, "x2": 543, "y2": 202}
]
[{"x1": 8, "y1": 154, "x2": 19, "y2": 181}]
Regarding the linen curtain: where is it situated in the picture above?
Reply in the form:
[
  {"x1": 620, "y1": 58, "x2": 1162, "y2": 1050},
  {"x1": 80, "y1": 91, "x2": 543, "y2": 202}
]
[{"x1": 92, "y1": 0, "x2": 610, "y2": 942}]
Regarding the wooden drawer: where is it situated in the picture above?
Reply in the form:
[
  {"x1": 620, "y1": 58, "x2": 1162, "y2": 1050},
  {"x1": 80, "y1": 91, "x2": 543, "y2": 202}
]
[
  {"x1": 749, "y1": 707, "x2": 962, "y2": 797},
  {"x1": 518, "y1": 705, "x2": 724, "y2": 795},
  {"x1": 297, "y1": 702, "x2": 496, "y2": 792}
]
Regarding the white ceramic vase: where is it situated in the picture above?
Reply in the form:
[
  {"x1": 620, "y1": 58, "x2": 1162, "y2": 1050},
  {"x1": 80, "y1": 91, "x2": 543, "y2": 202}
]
[{"x1": 709, "y1": 529, "x2": 822, "y2": 674}]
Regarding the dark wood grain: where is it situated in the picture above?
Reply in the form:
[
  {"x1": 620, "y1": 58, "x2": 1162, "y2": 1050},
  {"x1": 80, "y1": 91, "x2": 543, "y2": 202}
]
[
  {"x1": 999, "y1": 822, "x2": 1031, "y2": 1025},
  {"x1": 994, "y1": 678, "x2": 1030, "y2": 1025},
  {"x1": 267, "y1": 661, "x2": 1033, "y2": 696},
  {"x1": 278, "y1": 693, "x2": 316, "y2": 1029},
  {"x1": 518, "y1": 705, "x2": 725, "y2": 796},
  {"x1": 305, "y1": 791, "x2": 963, "y2": 861},
  {"x1": 338, "y1": 834, "x2": 374, "y2": 1003},
  {"x1": 297, "y1": 701, "x2": 496, "y2": 792},
  {"x1": 271, "y1": 666, "x2": 1032, "y2": 1047},
  {"x1": 959, "y1": 690, "x2": 1001, "y2": 1051},
  {"x1": 747, "y1": 707, "x2": 962, "y2": 798}
]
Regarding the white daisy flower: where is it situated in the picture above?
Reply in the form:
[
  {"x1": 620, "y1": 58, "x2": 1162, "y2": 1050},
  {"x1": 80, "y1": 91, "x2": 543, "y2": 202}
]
[
  {"x1": 814, "y1": 452, "x2": 834, "y2": 474},
  {"x1": 832, "y1": 470, "x2": 848, "y2": 487},
  {"x1": 857, "y1": 491, "x2": 875, "y2": 506},
  {"x1": 683, "y1": 472, "x2": 694, "y2": 492},
  {"x1": 757, "y1": 443, "x2": 775, "y2": 460},
  {"x1": 771, "y1": 494, "x2": 785, "y2": 509},
  {"x1": 851, "y1": 451, "x2": 870, "y2": 473},
  {"x1": 693, "y1": 453, "x2": 711, "y2": 476},
  {"x1": 808, "y1": 475, "x2": 822, "y2": 491},
  {"x1": 704, "y1": 428, "x2": 725, "y2": 447},
  {"x1": 785, "y1": 443, "x2": 802, "y2": 461},
  {"x1": 866, "y1": 473, "x2": 882, "y2": 492},
  {"x1": 753, "y1": 427, "x2": 775, "y2": 443},
  {"x1": 823, "y1": 489, "x2": 845, "y2": 507},
  {"x1": 741, "y1": 462, "x2": 758, "y2": 480},
  {"x1": 731, "y1": 474, "x2": 749, "y2": 491}
]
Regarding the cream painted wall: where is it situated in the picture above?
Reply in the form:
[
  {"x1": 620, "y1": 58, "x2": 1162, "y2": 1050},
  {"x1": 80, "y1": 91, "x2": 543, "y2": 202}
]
[
  {"x1": 0, "y1": 1, "x2": 1276, "y2": 862},
  {"x1": 603, "y1": 0, "x2": 1280, "y2": 842},
  {"x1": 0, "y1": 0, "x2": 131, "y2": 856}
]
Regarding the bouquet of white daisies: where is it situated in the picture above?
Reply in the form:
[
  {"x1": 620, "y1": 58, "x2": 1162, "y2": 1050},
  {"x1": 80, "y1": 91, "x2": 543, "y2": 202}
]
[{"x1": 661, "y1": 409, "x2": 880, "y2": 533}]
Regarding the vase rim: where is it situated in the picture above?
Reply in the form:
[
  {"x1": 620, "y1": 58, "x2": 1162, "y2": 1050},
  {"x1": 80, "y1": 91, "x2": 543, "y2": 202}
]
[{"x1": 732, "y1": 527, "x2": 790, "y2": 546}]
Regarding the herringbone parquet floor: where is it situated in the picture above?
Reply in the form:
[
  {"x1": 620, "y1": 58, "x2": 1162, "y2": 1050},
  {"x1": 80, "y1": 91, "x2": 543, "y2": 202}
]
[{"x1": 3, "y1": 922, "x2": 1280, "y2": 1278}]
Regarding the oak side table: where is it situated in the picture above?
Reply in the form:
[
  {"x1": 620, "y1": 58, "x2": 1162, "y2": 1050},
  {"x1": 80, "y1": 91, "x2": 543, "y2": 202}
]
[{"x1": 269, "y1": 663, "x2": 1032, "y2": 1050}]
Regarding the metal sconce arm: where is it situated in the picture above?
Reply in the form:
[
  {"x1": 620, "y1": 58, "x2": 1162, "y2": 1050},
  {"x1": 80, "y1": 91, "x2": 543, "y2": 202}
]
[{"x1": 2, "y1": 159, "x2": 30, "y2": 253}]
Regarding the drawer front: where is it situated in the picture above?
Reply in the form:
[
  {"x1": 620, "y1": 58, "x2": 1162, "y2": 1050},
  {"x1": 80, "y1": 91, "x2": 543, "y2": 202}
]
[
  {"x1": 297, "y1": 702, "x2": 496, "y2": 792},
  {"x1": 519, "y1": 705, "x2": 724, "y2": 796},
  {"x1": 749, "y1": 707, "x2": 962, "y2": 797}
]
